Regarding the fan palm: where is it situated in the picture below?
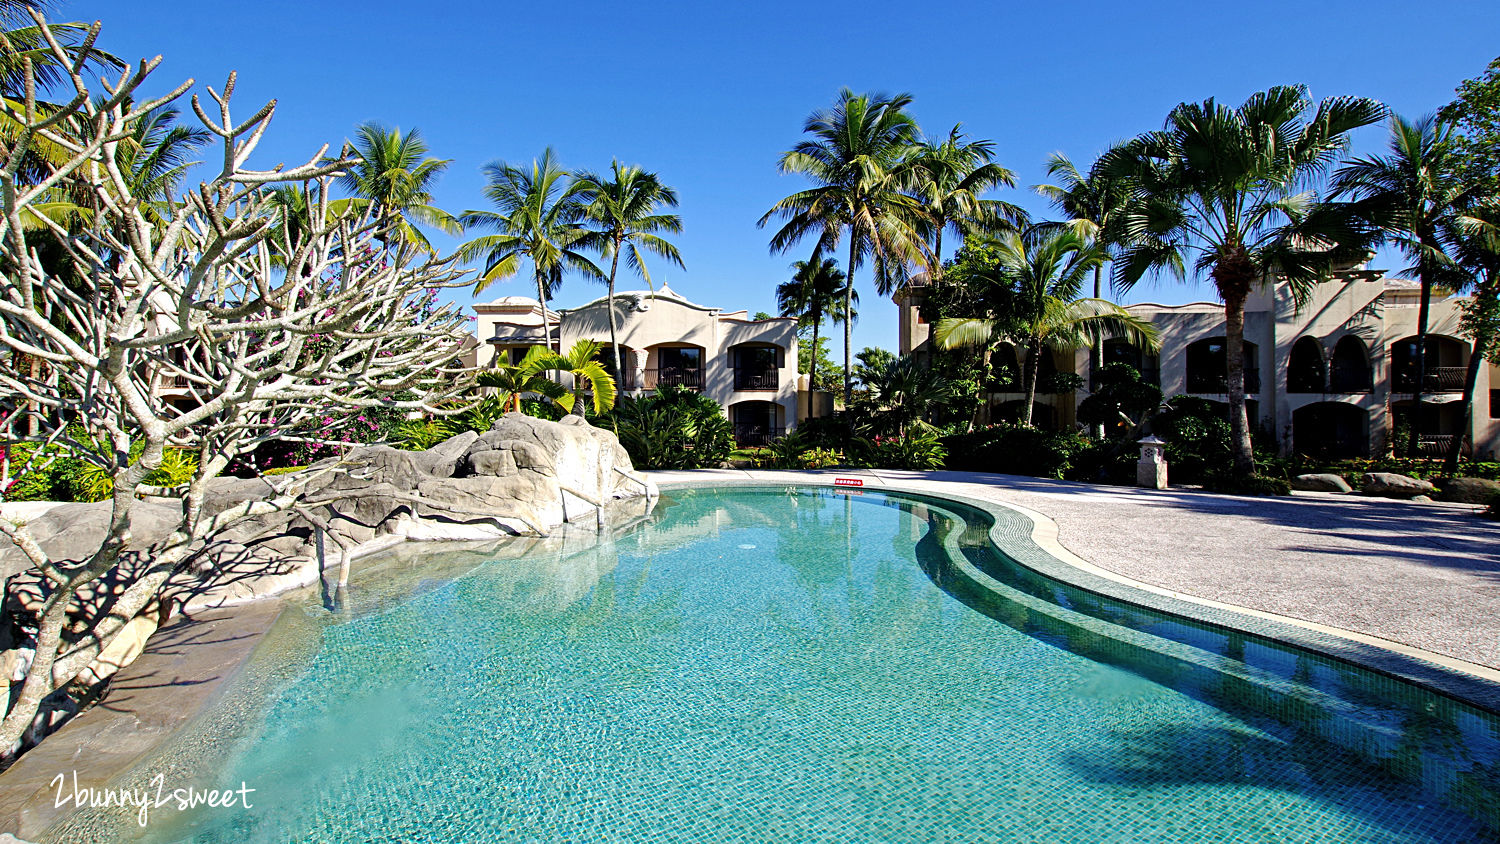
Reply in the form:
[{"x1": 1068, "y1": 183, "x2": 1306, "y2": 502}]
[
  {"x1": 775, "y1": 257, "x2": 854, "y2": 391},
  {"x1": 573, "y1": 161, "x2": 685, "y2": 381},
  {"x1": 1332, "y1": 114, "x2": 1477, "y2": 456},
  {"x1": 907, "y1": 125, "x2": 1022, "y2": 280},
  {"x1": 457, "y1": 148, "x2": 602, "y2": 352},
  {"x1": 1036, "y1": 152, "x2": 1132, "y2": 435},
  {"x1": 1102, "y1": 86, "x2": 1385, "y2": 474},
  {"x1": 760, "y1": 89, "x2": 927, "y2": 405},
  {"x1": 336, "y1": 122, "x2": 459, "y2": 252},
  {"x1": 933, "y1": 226, "x2": 1159, "y2": 427}
]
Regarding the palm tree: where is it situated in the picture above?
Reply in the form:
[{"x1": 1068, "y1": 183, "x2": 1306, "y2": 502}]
[
  {"x1": 0, "y1": 4, "x2": 124, "y2": 98},
  {"x1": 475, "y1": 346, "x2": 570, "y2": 413},
  {"x1": 551, "y1": 339, "x2": 618, "y2": 417},
  {"x1": 933, "y1": 226, "x2": 1159, "y2": 427},
  {"x1": 1036, "y1": 152, "x2": 1132, "y2": 435},
  {"x1": 474, "y1": 340, "x2": 616, "y2": 417},
  {"x1": 1443, "y1": 202, "x2": 1500, "y2": 472},
  {"x1": 573, "y1": 161, "x2": 685, "y2": 381},
  {"x1": 774, "y1": 257, "x2": 854, "y2": 391},
  {"x1": 457, "y1": 148, "x2": 602, "y2": 352},
  {"x1": 1103, "y1": 86, "x2": 1385, "y2": 475},
  {"x1": 760, "y1": 89, "x2": 927, "y2": 406},
  {"x1": 336, "y1": 122, "x2": 459, "y2": 252},
  {"x1": 1332, "y1": 115, "x2": 1477, "y2": 456},
  {"x1": 907, "y1": 125, "x2": 1022, "y2": 280}
]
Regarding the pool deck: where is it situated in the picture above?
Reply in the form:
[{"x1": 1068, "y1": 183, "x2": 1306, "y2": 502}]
[{"x1": 646, "y1": 469, "x2": 1500, "y2": 674}]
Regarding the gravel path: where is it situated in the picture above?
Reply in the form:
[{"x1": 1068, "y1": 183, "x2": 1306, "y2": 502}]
[{"x1": 651, "y1": 469, "x2": 1500, "y2": 670}]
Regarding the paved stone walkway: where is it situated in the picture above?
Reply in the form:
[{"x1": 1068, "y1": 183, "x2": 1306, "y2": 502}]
[{"x1": 648, "y1": 469, "x2": 1500, "y2": 671}]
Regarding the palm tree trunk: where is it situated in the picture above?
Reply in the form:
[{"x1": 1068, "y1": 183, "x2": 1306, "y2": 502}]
[
  {"x1": 844, "y1": 239, "x2": 856, "y2": 411},
  {"x1": 932, "y1": 229, "x2": 944, "y2": 285},
  {"x1": 1089, "y1": 264, "x2": 1104, "y2": 439},
  {"x1": 809, "y1": 308, "x2": 821, "y2": 394},
  {"x1": 536, "y1": 272, "x2": 556, "y2": 354},
  {"x1": 1444, "y1": 274, "x2": 1496, "y2": 473},
  {"x1": 1022, "y1": 339, "x2": 1041, "y2": 427},
  {"x1": 1444, "y1": 338, "x2": 1485, "y2": 474},
  {"x1": 1224, "y1": 294, "x2": 1256, "y2": 476},
  {"x1": 607, "y1": 243, "x2": 623, "y2": 390},
  {"x1": 1409, "y1": 271, "x2": 1434, "y2": 457}
]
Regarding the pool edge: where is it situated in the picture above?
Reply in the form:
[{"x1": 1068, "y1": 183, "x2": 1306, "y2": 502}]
[{"x1": 650, "y1": 471, "x2": 1500, "y2": 716}]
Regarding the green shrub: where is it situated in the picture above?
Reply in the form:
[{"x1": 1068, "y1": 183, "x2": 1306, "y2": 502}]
[
  {"x1": 4, "y1": 440, "x2": 198, "y2": 502},
  {"x1": 847, "y1": 431, "x2": 947, "y2": 470},
  {"x1": 1203, "y1": 472, "x2": 1291, "y2": 497},
  {"x1": 598, "y1": 385, "x2": 734, "y2": 470},
  {"x1": 941, "y1": 424, "x2": 1088, "y2": 479}
]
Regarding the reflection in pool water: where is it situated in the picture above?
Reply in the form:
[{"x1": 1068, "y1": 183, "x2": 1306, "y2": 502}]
[{"x1": 69, "y1": 487, "x2": 1500, "y2": 842}]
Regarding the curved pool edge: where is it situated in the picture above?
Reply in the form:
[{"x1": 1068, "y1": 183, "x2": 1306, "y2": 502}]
[{"x1": 649, "y1": 471, "x2": 1500, "y2": 715}]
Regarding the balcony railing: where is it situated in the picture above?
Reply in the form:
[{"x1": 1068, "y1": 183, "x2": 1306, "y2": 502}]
[
  {"x1": 733, "y1": 368, "x2": 779, "y2": 390},
  {"x1": 733, "y1": 424, "x2": 786, "y2": 447},
  {"x1": 1186, "y1": 370, "x2": 1261, "y2": 394},
  {"x1": 1415, "y1": 434, "x2": 1460, "y2": 458},
  {"x1": 1393, "y1": 366, "x2": 1466, "y2": 393},
  {"x1": 644, "y1": 367, "x2": 704, "y2": 390}
]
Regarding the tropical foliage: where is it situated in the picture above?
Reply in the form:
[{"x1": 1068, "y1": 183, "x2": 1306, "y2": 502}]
[
  {"x1": 457, "y1": 148, "x2": 601, "y2": 350},
  {"x1": 1103, "y1": 85, "x2": 1385, "y2": 476},
  {"x1": 575, "y1": 161, "x2": 686, "y2": 378},
  {"x1": 600, "y1": 385, "x2": 734, "y2": 470}
]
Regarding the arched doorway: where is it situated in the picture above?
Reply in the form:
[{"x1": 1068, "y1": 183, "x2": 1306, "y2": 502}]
[
  {"x1": 1292, "y1": 402, "x2": 1369, "y2": 457},
  {"x1": 1392, "y1": 335, "x2": 1467, "y2": 393},
  {"x1": 730, "y1": 400, "x2": 782, "y2": 445}
]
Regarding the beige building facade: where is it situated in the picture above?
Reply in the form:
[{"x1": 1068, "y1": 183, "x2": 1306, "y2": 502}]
[
  {"x1": 473, "y1": 286, "x2": 800, "y2": 444},
  {"x1": 895, "y1": 269, "x2": 1499, "y2": 460}
]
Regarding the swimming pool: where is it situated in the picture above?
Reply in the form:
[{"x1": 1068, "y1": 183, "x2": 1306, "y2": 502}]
[{"x1": 67, "y1": 486, "x2": 1500, "y2": 842}]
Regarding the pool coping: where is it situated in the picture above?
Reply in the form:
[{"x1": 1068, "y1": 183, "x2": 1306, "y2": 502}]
[{"x1": 648, "y1": 471, "x2": 1500, "y2": 716}]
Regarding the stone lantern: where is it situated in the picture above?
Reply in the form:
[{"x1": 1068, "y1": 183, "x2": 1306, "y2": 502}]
[{"x1": 1137, "y1": 435, "x2": 1168, "y2": 490}]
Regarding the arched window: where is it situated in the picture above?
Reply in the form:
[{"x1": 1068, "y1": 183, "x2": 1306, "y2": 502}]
[
  {"x1": 1328, "y1": 336, "x2": 1372, "y2": 393},
  {"x1": 1287, "y1": 337, "x2": 1326, "y2": 393},
  {"x1": 990, "y1": 344, "x2": 1020, "y2": 390},
  {"x1": 1186, "y1": 338, "x2": 1259, "y2": 393}
]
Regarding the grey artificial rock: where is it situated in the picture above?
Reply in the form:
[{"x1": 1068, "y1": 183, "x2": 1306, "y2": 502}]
[
  {"x1": 1436, "y1": 477, "x2": 1500, "y2": 505},
  {"x1": 1291, "y1": 473, "x2": 1353, "y2": 493},
  {"x1": 1361, "y1": 472, "x2": 1436, "y2": 499}
]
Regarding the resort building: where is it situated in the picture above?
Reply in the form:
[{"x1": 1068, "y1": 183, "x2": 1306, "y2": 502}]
[
  {"x1": 895, "y1": 268, "x2": 1499, "y2": 460},
  {"x1": 473, "y1": 285, "x2": 801, "y2": 444}
]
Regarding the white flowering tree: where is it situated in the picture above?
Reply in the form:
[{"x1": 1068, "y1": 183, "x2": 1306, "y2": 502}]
[{"x1": 0, "y1": 16, "x2": 473, "y2": 754}]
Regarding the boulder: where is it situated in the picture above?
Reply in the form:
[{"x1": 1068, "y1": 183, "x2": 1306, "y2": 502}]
[
  {"x1": 1291, "y1": 473, "x2": 1352, "y2": 493},
  {"x1": 1437, "y1": 477, "x2": 1500, "y2": 505},
  {"x1": 1361, "y1": 472, "x2": 1436, "y2": 499}
]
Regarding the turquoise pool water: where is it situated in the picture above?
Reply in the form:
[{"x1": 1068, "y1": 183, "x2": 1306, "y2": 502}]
[{"x1": 129, "y1": 487, "x2": 1497, "y2": 842}]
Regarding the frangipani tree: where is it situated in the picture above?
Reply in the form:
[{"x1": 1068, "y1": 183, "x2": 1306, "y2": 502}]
[{"x1": 0, "y1": 20, "x2": 473, "y2": 756}]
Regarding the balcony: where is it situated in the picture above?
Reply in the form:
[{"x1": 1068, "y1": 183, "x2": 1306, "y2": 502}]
[
  {"x1": 1393, "y1": 366, "x2": 1466, "y2": 393},
  {"x1": 644, "y1": 366, "x2": 704, "y2": 391},
  {"x1": 1186, "y1": 370, "x2": 1261, "y2": 394},
  {"x1": 1415, "y1": 434, "x2": 1460, "y2": 458},
  {"x1": 733, "y1": 368, "x2": 779, "y2": 391},
  {"x1": 733, "y1": 424, "x2": 786, "y2": 446}
]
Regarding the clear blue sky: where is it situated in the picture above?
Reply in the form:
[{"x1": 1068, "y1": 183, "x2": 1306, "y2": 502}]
[{"x1": 73, "y1": 0, "x2": 1499, "y2": 358}]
